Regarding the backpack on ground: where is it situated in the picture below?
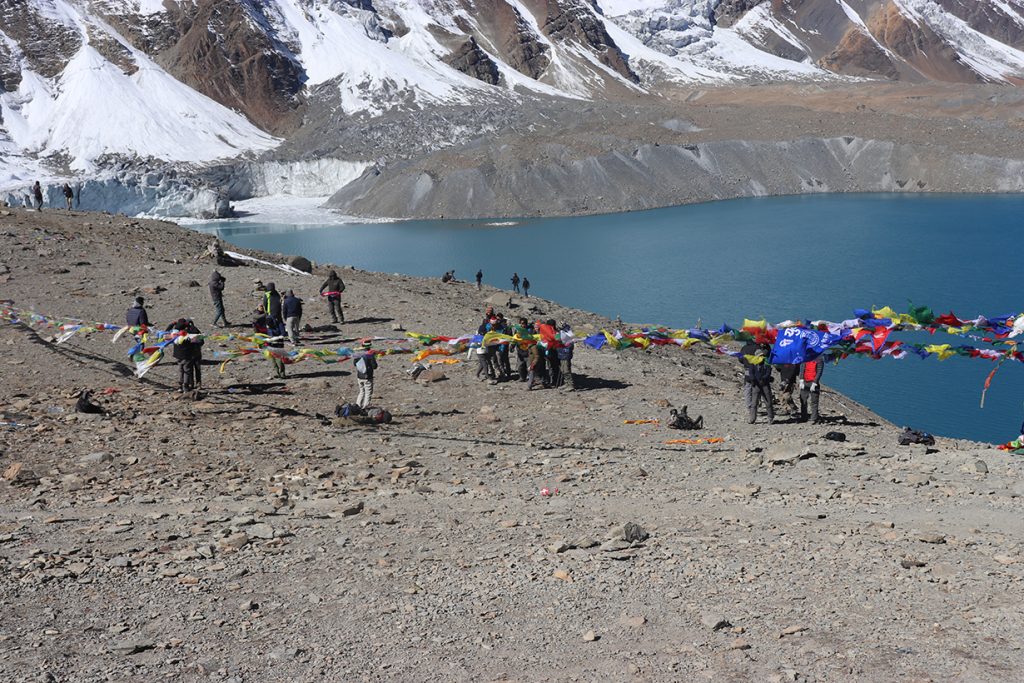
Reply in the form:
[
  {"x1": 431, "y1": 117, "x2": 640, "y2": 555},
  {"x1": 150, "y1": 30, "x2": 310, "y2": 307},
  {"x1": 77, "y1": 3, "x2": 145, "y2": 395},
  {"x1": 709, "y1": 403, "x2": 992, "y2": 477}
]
[
  {"x1": 335, "y1": 403, "x2": 363, "y2": 418},
  {"x1": 898, "y1": 427, "x2": 935, "y2": 447},
  {"x1": 366, "y1": 407, "x2": 392, "y2": 424}
]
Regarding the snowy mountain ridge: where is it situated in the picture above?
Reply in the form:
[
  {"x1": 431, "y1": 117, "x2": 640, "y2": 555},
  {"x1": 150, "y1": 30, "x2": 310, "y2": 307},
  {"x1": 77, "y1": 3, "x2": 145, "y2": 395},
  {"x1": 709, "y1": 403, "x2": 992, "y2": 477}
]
[{"x1": 1, "y1": 0, "x2": 1023, "y2": 211}]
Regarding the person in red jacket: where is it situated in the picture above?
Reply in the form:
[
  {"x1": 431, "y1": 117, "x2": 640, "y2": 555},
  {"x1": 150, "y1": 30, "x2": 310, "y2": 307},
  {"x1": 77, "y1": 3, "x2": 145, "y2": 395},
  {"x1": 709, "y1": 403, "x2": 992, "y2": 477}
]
[{"x1": 799, "y1": 358, "x2": 825, "y2": 424}]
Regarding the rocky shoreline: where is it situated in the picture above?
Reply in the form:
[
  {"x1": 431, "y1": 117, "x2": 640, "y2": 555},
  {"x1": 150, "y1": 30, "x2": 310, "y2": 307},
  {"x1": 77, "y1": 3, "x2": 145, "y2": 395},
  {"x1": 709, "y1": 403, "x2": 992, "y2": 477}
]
[{"x1": 1, "y1": 208, "x2": 1022, "y2": 681}]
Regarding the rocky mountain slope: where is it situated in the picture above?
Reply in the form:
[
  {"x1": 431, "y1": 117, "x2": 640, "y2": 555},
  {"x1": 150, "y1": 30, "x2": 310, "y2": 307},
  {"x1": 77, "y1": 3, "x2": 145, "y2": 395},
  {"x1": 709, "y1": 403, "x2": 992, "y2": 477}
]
[
  {"x1": 2, "y1": 208, "x2": 1024, "y2": 682},
  {"x1": 1, "y1": 0, "x2": 1024, "y2": 217}
]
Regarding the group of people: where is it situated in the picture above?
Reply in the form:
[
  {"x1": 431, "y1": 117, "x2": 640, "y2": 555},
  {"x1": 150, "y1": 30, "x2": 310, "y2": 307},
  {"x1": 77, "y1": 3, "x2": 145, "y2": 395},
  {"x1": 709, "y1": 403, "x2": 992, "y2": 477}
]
[
  {"x1": 125, "y1": 266, "x2": 363, "y2": 393},
  {"x1": 445, "y1": 269, "x2": 532, "y2": 298},
  {"x1": 475, "y1": 307, "x2": 574, "y2": 391},
  {"x1": 22, "y1": 181, "x2": 77, "y2": 211},
  {"x1": 741, "y1": 341, "x2": 824, "y2": 425}
]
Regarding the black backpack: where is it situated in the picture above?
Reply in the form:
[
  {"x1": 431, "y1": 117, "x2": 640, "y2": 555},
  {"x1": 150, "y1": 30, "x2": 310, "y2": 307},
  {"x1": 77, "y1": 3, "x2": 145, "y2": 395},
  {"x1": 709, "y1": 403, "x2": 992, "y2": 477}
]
[{"x1": 898, "y1": 427, "x2": 935, "y2": 447}]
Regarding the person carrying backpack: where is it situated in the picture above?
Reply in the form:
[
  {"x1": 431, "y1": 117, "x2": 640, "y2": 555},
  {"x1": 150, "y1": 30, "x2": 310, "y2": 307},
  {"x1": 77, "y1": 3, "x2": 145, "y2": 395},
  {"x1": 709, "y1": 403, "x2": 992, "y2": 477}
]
[
  {"x1": 475, "y1": 269, "x2": 483, "y2": 290},
  {"x1": 263, "y1": 283, "x2": 284, "y2": 336},
  {"x1": 522, "y1": 277, "x2": 530, "y2": 297},
  {"x1": 319, "y1": 270, "x2": 346, "y2": 323},
  {"x1": 511, "y1": 273, "x2": 520, "y2": 294},
  {"x1": 167, "y1": 318, "x2": 203, "y2": 394},
  {"x1": 746, "y1": 349, "x2": 774, "y2": 424},
  {"x1": 209, "y1": 270, "x2": 229, "y2": 327},
  {"x1": 354, "y1": 341, "x2": 378, "y2": 409},
  {"x1": 62, "y1": 183, "x2": 74, "y2": 210}
]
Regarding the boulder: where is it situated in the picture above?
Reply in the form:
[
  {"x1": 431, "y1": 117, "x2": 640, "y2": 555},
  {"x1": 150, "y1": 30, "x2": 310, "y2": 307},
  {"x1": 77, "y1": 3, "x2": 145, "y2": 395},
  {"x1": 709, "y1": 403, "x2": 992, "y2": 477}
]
[{"x1": 288, "y1": 256, "x2": 313, "y2": 273}]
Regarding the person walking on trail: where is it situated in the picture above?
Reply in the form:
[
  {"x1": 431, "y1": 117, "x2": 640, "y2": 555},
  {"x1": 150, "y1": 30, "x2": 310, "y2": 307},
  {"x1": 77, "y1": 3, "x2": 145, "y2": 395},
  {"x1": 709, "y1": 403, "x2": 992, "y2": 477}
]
[
  {"x1": 283, "y1": 289, "x2": 303, "y2": 345},
  {"x1": 476, "y1": 318, "x2": 497, "y2": 381},
  {"x1": 511, "y1": 273, "x2": 520, "y2": 294},
  {"x1": 263, "y1": 283, "x2": 284, "y2": 336},
  {"x1": 209, "y1": 270, "x2": 229, "y2": 327},
  {"x1": 62, "y1": 183, "x2": 74, "y2": 211},
  {"x1": 526, "y1": 342, "x2": 545, "y2": 390},
  {"x1": 746, "y1": 349, "x2": 774, "y2": 424},
  {"x1": 522, "y1": 277, "x2": 530, "y2": 298},
  {"x1": 354, "y1": 341, "x2": 378, "y2": 409},
  {"x1": 475, "y1": 270, "x2": 483, "y2": 290},
  {"x1": 800, "y1": 358, "x2": 825, "y2": 424},
  {"x1": 319, "y1": 270, "x2": 346, "y2": 323},
  {"x1": 32, "y1": 181, "x2": 43, "y2": 211},
  {"x1": 167, "y1": 318, "x2": 203, "y2": 394},
  {"x1": 125, "y1": 296, "x2": 150, "y2": 327}
]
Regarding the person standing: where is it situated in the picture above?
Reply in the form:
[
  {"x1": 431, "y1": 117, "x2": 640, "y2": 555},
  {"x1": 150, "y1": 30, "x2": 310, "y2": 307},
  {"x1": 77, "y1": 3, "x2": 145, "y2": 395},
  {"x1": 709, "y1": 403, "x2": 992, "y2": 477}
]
[
  {"x1": 283, "y1": 289, "x2": 303, "y2": 345},
  {"x1": 209, "y1": 270, "x2": 229, "y2": 327},
  {"x1": 263, "y1": 282, "x2": 283, "y2": 336},
  {"x1": 511, "y1": 273, "x2": 520, "y2": 294},
  {"x1": 746, "y1": 349, "x2": 774, "y2": 424},
  {"x1": 354, "y1": 341, "x2": 378, "y2": 409},
  {"x1": 526, "y1": 342, "x2": 544, "y2": 390},
  {"x1": 125, "y1": 296, "x2": 150, "y2": 327},
  {"x1": 522, "y1": 277, "x2": 530, "y2": 298},
  {"x1": 319, "y1": 270, "x2": 346, "y2": 323},
  {"x1": 475, "y1": 269, "x2": 483, "y2": 290},
  {"x1": 777, "y1": 363, "x2": 799, "y2": 415},
  {"x1": 513, "y1": 317, "x2": 532, "y2": 381},
  {"x1": 556, "y1": 324, "x2": 575, "y2": 391},
  {"x1": 799, "y1": 358, "x2": 825, "y2": 424},
  {"x1": 167, "y1": 319, "x2": 203, "y2": 394},
  {"x1": 62, "y1": 183, "x2": 74, "y2": 210},
  {"x1": 32, "y1": 181, "x2": 43, "y2": 211}
]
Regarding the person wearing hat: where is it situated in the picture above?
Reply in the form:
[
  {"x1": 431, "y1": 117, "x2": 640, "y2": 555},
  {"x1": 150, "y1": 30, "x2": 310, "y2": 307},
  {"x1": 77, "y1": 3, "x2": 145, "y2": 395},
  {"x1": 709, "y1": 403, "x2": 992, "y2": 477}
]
[
  {"x1": 354, "y1": 340, "x2": 378, "y2": 409},
  {"x1": 165, "y1": 318, "x2": 203, "y2": 394},
  {"x1": 125, "y1": 296, "x2": 150, "y2": 327},
  {"x1": 209, "y1": 270, "x2": 229, "y2": 327},
  {"x1": 745, "y1": 347, "x2": 774, "y2": 424}
]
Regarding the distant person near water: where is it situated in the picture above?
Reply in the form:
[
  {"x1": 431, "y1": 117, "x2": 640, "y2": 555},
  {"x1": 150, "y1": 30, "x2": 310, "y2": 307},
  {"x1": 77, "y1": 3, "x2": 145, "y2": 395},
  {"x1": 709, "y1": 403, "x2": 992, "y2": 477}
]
[
  {"x1": 522, "y1": 277, "x2": 530, "y2": 297},
  {"x1": 476, "y1": 269, "x2": 483, "y2": 290},
  {"x1": 62, "y1": 183, "x2": 74, "y2": 211},
  {"x1": 511, "y1": 273, "x2": 520, "y2": 294},
  {"x1": 32, "y1": 181, "x2": 43, "y2": 211},
  {"x1": 319, "y1": 269, "x2": 346, "y2": 323},
  {"x1": 209, "y1": 270, "x2": 229, "y2": 327}
]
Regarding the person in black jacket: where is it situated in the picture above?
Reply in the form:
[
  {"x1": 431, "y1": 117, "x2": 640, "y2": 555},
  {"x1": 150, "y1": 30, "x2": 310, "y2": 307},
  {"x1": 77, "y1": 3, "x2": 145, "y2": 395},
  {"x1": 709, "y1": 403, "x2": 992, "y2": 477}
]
[
  {"x1": 319, "y1": 270, "x2": 346, "y2": 323},
  {"x1": 209, "y1": 270, "x2": 229, "y2": 327},
  {"x1": 125, "y1": 297, "x2": 150, "y2": 327},
  {"x1": 746, "y1": 349, "x2": 774, "y2": 424},
  {"x1": 166, "y1": 318, "x2": 203, "y2": 393},
  {"x1": 263, "y1": 283, "x2": 284, "y2": 336},
  {"x1": 283, "y1": 290, "x2": 303, "y2": 344}
]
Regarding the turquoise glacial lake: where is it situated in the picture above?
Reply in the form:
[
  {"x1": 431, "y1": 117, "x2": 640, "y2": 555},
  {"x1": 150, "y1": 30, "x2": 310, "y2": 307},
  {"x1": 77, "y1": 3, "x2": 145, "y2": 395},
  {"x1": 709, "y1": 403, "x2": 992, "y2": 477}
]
[{"x1": 195, "y1": 193, "x2": 1024, "y2": 443}]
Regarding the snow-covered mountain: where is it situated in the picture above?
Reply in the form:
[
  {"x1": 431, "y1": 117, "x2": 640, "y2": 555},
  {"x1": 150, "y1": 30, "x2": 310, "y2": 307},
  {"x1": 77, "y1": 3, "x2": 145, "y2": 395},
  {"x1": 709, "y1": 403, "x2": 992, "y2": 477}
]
[{"x1": 2, "y1": 0, "x2": 1023, "y2": 211}]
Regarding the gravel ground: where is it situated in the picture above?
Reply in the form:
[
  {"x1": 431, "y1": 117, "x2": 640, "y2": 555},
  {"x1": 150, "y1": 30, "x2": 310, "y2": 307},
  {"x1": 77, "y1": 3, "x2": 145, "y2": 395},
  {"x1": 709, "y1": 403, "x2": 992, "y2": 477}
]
[{"x1": 1, "y1": 208, "x2": 1022, "y2": 682}]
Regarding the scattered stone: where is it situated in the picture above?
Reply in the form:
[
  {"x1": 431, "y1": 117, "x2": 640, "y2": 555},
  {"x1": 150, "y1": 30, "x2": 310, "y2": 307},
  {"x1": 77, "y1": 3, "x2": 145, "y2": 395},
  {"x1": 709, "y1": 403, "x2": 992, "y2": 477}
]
[
  {"x1": 341, "y1": 501, "x2": 364, "y2": 516},
  {"x1": 901, "y1": 558, "x2": 927, "y2": 569},
  {"x1": 974, "y1": 460, "x2": 988, "y2": 474},
  {"x1": 729, "y1": 639, "x2": 751, "y2": 651},
  {"x1": 248, "y1": 523, "x2": 275, "y2": 539},
  {"x1": 780, "y1": 625, "x2": 809, "y2": 637},
  {"x1": 582, "y1": 630, "x2": 598, "y2": 642},
  {"x1": 918, "y1": 533, "x2": 947, "y2": 544},
  {"x1": 701, "y1": 613, "x2": 731, "y2": 631},
  {"x1": 416, "y1": 368, "x2": 447, "y2": 384},
  {"x1": 288, "y1": 256, "x2": 313, "y2": 273},
  {"x1": 552, "y1": 569, "x2": 572, "y2": 582},
  {"x1": 3, "y1": 462, "x2": 38, "y2": 486},
  {"x1": 108, "y1": 640, "x2": 155, "y2": 655}
]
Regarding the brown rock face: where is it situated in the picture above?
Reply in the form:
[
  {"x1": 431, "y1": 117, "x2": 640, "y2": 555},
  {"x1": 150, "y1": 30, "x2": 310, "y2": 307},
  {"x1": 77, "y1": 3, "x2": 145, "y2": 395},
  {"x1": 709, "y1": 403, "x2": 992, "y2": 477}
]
[
  {"x1": 820, "y1": 27, "x2": 900, "y2": 79},
  {"x1": 935, "y1": 0, "x2": 1024, "y2": 49},
  {"x1": 461, "y1": 0, "x2": 552, "y2": 80},
  {"x1": 714, "y1": 0, "x2": 768, "y2": 28},
  {"x1": 445, "y1": 37, "x2": 501, "y2": 85},
  {"x1": 0, "y1": 3, "x2": 82, "y2": 81},
  {"x1": 534, "y1": 0, "x2": 638, "y2": 83},
  {"x1": 868, "y1": 1, "x2": 980, "y2": 82},
  {"x1": 154, "y1": 1, "x2": 305, "y2": 135}
]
